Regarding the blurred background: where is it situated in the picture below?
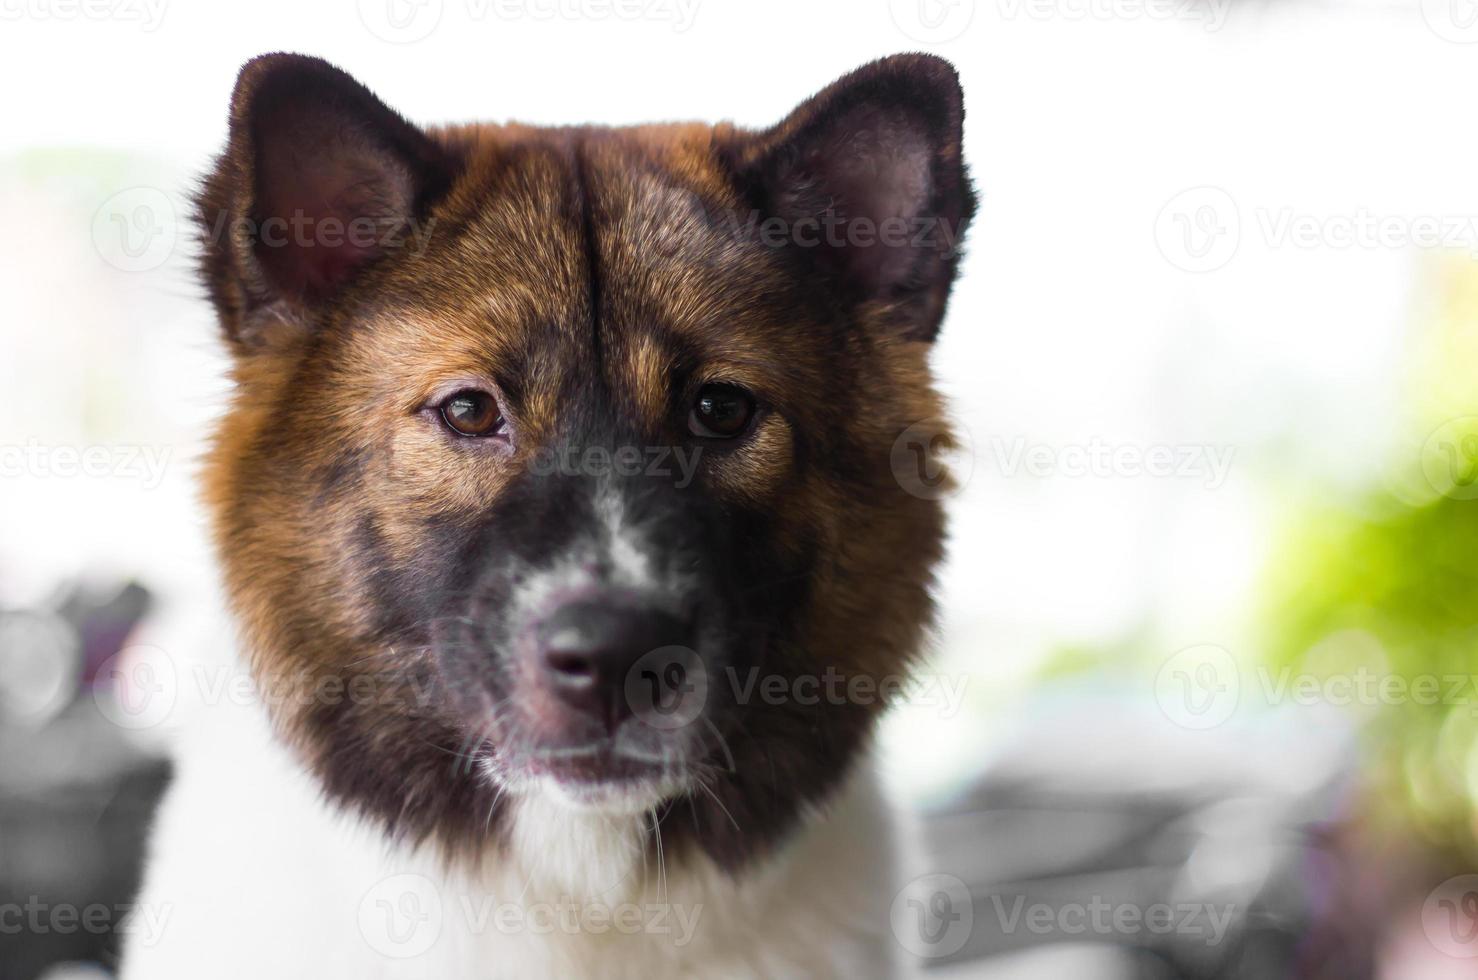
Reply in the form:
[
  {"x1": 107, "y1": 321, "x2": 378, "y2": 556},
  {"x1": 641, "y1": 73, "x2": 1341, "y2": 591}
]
[{"x1": 5, "y1": 0, "x2": 1478, "y2": 976}]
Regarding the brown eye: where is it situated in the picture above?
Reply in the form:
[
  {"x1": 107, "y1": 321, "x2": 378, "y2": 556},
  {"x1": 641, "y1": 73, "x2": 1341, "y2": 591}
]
[
  {"x1": 439, "y1": 390, "x2": 503, "y2": 437},
  {"x1": 688, "y1": 384, "x2": 756, "y2": 439}
]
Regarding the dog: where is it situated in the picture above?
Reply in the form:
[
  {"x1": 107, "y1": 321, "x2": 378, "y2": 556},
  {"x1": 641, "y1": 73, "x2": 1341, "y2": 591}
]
[{"x1": 123, "y1": 51, "x2": 974, "y2": 979}]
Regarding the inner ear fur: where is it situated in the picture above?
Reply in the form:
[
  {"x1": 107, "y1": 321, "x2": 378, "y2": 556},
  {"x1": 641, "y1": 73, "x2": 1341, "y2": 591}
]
[
  {"x1": 196, "y1": 53, "x2": 457, "y2": 350},
  {"x1": 727, "y1": 53, "x2": 976, "y2": 342}
]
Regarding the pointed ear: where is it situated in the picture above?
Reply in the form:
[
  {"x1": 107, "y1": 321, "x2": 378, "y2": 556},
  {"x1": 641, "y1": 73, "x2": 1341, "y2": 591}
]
[
  {"x1": 731, "y1": 54, "x2": 975, "y2": 342},
  {"x1": 197, "y1": 53, "x2": 457, "y2": 349}
]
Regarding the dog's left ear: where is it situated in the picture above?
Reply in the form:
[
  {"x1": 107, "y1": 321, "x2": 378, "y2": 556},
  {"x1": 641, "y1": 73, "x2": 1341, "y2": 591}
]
[{"x1": 731, "y1": 54, "x2": 976, "y2": 342}]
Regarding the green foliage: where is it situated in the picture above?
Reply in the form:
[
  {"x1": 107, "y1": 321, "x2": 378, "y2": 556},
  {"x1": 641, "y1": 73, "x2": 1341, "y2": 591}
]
[
  {"x1": 1257, "y1": 257, "x2": 1478, "y2": 858},
  {"x1": 1259, "y1": 492, "x2": 1478, "y2": 855}
]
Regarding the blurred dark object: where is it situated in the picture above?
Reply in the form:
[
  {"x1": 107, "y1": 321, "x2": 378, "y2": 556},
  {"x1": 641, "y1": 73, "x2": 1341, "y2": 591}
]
[
  {"x1": 0, "y1": 581, "x2": 168, "y2": 980},
  {"x1": 913, "y1": 693, "x2": 1373, "y2": 980},
  {"x1": 61, "y1": 582, "x2": 151, "y2": 687}
]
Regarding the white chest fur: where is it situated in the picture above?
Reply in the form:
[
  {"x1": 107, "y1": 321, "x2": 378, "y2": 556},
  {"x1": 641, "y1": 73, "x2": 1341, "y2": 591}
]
[{"x1": 122, "y1": 691, "x2": 903, "y2": 979}]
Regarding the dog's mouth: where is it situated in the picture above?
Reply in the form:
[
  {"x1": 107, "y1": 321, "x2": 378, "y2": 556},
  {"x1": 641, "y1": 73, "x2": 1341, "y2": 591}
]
[
  {"x1": 524, "y1": 741, "x2": 677, "y2": 781},
  {"x1": 510, "y1": 740, "x2": 695, "y2": 812}
]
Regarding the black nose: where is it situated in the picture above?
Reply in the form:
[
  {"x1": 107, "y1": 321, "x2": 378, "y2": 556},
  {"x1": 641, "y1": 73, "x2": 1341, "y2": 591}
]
[{"x1": 536, "y1": 599, "x2": 692, "y2": 729}]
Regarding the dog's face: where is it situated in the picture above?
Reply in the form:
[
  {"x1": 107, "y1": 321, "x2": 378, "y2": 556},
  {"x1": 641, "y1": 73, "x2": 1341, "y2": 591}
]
[{"x1": 199, "y1": 53, "x2": 972, "y2": 866}]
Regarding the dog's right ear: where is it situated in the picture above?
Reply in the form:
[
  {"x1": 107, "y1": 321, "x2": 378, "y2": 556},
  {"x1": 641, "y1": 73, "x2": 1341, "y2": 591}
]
[{"x1": 197, "y1": 53, "x2": 457, "y2": 351}]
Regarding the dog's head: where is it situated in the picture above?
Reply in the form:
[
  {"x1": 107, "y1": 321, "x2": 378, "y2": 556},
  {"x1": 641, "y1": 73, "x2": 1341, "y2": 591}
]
[{"x1": 199, "y1": 52, "x2": 973, "y2": 866}]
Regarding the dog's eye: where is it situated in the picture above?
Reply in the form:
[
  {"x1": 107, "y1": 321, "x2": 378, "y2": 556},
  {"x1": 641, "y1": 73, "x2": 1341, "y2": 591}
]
[
  {"x1": 688, "y1": 384, "x2": 755, "y2": 439},
  {"x1": 439, "y1": 390, "x2": 504, "y2": 437}
]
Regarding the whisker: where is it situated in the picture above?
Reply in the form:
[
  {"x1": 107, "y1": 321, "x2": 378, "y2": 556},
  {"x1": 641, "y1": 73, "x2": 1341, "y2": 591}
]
[{"x1": 695, "y1": 777, "x2": 741, "y2": 835}]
